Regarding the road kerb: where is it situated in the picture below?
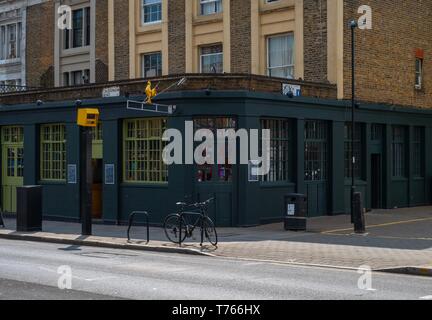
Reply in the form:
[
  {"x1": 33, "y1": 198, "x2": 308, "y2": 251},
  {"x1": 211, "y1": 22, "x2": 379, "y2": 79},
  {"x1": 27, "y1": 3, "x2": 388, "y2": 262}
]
[
  {"x1": 0, "y1": 229, "x2": 211, "y2": 257},
  {"x1": 377, "y1": 266, "x2": 432, "y2": 277}
]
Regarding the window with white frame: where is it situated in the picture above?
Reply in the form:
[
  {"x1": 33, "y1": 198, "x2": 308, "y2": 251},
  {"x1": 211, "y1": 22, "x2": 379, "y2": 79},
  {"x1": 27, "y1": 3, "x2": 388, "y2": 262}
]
[
  {"x1": 0, "y1": 22, "x2": 22, "y2": 60},
  {"x1": 142, "y1": 52, "x2": 162, "y2": 78},
  {"x1": 267, "y1": 34, "x2": 295, "y2": 79},
  {"x1": 415, "y1": 58, "x2": 423, "y2": 89},
  {"x1": 63, "y1": 7, "x2": 91, "y2": 49},
  {"x1": 62, "y1": 69, "x2": 90, "y2": 86},
  {"x1": 142, "y1": 0, "x2": 162, "y2": 24},
  {"x1": 200, "y1": 0, "x2": 222, "y2": 15},
  {"x1": 200, "y1": 44, "x2": 223, "y2": 73}
]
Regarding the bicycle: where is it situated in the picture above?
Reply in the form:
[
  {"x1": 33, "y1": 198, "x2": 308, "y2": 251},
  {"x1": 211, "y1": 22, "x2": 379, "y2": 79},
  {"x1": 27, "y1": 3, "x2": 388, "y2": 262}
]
[{"x1": 163, "y1": 198, "x2": 218, "y2": 246}]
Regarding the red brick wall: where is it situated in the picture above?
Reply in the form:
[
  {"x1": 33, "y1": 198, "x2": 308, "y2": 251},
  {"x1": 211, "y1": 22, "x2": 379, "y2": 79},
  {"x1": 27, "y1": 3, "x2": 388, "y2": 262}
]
[
  {"x1": 0, "y1": 75, "x2": 337, "y2": 105},
  {"x1": 167, "y1": 0, "x2": 186, "y2": 74},
  {"x1": 96, "y1": 0, "x2": 109, "y2": 83},
  {"x1": 343, "y1": 0, "x2": 432, "y2": 108},
  {"x1": 230, "y1": 0, "x2": 251, "y2": 73},
  {"x1": 114, "y1": 0, "x2": 130, "y2": 80},
  {"x1": 304, "y1": 0, "x2": 328, "y2": 82},
  {"x1": 26, "y1": 1, "x2": 55, "y2": 88}
]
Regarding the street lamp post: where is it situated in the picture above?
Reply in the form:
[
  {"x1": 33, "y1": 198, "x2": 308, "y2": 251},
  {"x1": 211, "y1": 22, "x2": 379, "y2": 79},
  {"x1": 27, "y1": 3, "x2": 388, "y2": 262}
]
[
  {"x1": 350, "y1": 20, "x2": 358, "y2": 225},
  {"x1": 349, "y1": 20, "x2": 366, "y2": 233}
]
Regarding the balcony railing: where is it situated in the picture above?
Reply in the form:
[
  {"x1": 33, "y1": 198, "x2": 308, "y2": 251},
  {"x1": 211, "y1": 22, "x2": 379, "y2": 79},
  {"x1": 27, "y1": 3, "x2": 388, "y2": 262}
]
[{"x1": 0, "y1": 84, "x2": 41, "y2": 94}]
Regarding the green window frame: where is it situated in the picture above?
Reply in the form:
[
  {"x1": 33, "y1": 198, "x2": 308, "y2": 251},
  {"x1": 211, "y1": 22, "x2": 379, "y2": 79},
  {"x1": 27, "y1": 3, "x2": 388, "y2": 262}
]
[
  {"x1": 123, "y1": 118, "x2": 168, "y2": 183},
  {"x1": 412, "y1": 127, "x2": 424, "y2": 178},
  {"x1": 391, "y1": 125, "x2": 407, "y2": 178},
  {"x1": 40, "y1": 124, "x2": 66, "y2": 181},
  {"x1": 304, "y1": 120, "x2": 328, "y2": 182},
  {"x1": 194, "y1": 117, "x2": 236, "y2": 183},
  {"x1": 91, "y1": 122, "x2": 103, "y2": 142},
  {"x1": 2, "y1": 126, "x2": 24, "y2": 178},
  {"x1": 260, "y1": 118, "x2": 292, "y2": 182},
  {"x1": 344, "y1": 123, "x2": 363, "y2": 180},
  {"x1": 2, "y1": 126, "x2": 24, "y2": 144}
]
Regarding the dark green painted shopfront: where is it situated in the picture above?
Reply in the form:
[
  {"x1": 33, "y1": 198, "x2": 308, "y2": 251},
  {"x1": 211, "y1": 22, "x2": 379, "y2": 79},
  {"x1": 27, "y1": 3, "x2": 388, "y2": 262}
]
[{"x1": 1, "y1": 90, "x2": 431, "y2": 227}]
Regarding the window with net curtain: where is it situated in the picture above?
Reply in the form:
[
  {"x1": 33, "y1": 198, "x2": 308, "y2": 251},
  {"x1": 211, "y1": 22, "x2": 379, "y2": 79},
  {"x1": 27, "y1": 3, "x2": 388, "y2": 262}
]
[
  {"x1": 200, "y1": 0, "x2": 222, "y2": 15},
  {"x1": 200, "y1": 44, "x2": 223, "y2": 73},
  {"x1": 267, "y1": 33, "x2": 295, "y2": 79}
]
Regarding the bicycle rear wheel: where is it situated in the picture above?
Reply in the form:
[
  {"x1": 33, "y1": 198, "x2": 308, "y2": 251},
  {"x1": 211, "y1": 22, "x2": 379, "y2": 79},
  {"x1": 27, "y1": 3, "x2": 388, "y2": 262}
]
[
  {"x1": 163, "y1": 214, "x2": 187, "y2": 244},
  {"x1": 203, "y1": 217, "x2": 218, "y2": 246}
]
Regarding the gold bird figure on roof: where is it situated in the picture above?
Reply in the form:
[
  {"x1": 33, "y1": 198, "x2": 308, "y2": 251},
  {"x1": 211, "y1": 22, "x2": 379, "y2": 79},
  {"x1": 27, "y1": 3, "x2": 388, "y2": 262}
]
[{"x1": 145, "y1": 81, "x2": 158, "y2": 104}]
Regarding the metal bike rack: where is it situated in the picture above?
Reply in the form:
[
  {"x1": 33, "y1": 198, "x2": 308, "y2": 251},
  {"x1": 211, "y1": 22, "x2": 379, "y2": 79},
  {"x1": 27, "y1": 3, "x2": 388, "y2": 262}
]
[{"x1": 127, "y1": 211, "x2": 150, "y2": 244}]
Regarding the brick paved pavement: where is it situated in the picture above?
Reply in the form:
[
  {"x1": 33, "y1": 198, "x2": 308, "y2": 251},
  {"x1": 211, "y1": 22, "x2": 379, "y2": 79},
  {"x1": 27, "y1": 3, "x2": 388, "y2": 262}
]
[{"x1": 1, "y1": 207, "x2": 432, "y2": 272}]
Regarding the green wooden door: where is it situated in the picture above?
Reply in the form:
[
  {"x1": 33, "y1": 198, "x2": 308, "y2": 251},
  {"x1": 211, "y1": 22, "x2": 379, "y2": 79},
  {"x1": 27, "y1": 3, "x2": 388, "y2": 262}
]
[
  {"x1": 193, "y1": 117, "x2": 236, "y2": 227},
  {"x1": 304, "y1": 120, "x2": 329, "y2": 217},
  {"x1": 1, "y1": 127, "x2": 24, "y2": 213}
]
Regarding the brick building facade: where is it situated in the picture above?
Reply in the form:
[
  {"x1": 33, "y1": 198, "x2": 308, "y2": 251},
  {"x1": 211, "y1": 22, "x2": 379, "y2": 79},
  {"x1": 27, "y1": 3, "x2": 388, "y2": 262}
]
[
  {"x1": 343, "y1": 0, "x2": 432, "y2": 108},
  {"x1": 0, "y1": 1, "x2": 431, "y2": 225},
  {"x1": 25, "y1": 0, "x2": 55, "y2": 88},
  {"x1": 6, "y1": 0, "x2": 429, "y2": 110}
]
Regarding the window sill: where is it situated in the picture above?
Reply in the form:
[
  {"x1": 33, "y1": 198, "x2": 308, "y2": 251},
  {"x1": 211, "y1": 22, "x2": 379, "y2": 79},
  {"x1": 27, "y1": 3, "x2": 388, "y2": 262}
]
[
  {"x1": 138, "y1": 21, "x2": 163, "y2": 34},
  {"x1": 121, "y1": 182, "x2": 169, "y2": 189},
  {"x1": 344, "y1": 179, "x2": 367, "y2": 186},
  {"x1": 260, "y1": 182, "x2": 296, "y2": 189},
  {"x1": 260, "y1": 0, "x2": 295, "y2": 14},
  {"x1": 193, "y1": 13, "x2": 223, "y2": 25},
  {"x1": 413, "y1": 176, "x2": 425, "y2": 181},
  {"x1": 61, "y1": 46, "x2": 91, "y2": 57},
  {"x1": 38, "y1": 180, "x2": 67, "y2": 185},
  {"x1": 0, "y1": 58, "x2": 21, "y2": 65}
]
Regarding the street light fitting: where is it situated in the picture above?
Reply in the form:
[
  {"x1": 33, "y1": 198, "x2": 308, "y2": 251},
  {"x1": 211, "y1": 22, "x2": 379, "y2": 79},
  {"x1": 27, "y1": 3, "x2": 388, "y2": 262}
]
[{"x1": 350, "y1": 20, "x2": 358, "y2": 29}]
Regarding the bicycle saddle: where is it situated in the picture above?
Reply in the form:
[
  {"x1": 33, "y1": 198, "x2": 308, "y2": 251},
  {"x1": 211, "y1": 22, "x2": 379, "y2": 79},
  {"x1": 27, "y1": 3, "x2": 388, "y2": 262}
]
[{"x1": 176, "y1": 202, "x2": 187, "y2": 207}]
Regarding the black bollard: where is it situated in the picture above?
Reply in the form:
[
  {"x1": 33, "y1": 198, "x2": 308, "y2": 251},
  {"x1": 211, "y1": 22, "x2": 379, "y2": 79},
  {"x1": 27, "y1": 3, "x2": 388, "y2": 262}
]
[
  {"x1": 353, "y1": 192, "x2": 366, "y2": 234},
  {"x1": 0, "y1": 209, "x2": 4, "y2": 228}
]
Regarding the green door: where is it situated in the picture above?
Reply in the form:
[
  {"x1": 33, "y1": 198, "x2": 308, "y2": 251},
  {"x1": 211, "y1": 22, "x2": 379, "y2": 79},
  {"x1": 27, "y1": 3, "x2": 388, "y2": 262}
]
[
  {"x1": 1, "y1": 126, "x2": 24, "y2": 213},
  {"x1": 193, "y1": 117, "x2": 236, "y2": 227},
  {"x1": 304, "y1": 120, "x2": 329, "y2": 217}
]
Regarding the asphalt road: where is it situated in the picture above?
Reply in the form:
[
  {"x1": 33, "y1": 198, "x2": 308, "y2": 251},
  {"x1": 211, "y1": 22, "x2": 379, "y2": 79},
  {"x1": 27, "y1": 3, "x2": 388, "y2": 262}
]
[{"x1": 0, "y1": 239, "x2": 431, "y2": 300}]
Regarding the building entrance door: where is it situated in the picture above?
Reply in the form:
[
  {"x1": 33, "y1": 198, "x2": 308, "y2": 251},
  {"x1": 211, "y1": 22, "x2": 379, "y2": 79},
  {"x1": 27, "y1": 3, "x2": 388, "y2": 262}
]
[
  {"x1": 1, "y1": 127, "x2": 24, "y2": 213},
  {"x1": 91, "y1": 123, "x2": 103, "y2": 219},
  {"x1": 304, "y1": 120, "x2": 329, "y2": 217},
  {"x1": 371, "y1": 153, "x2": 383, "y2": 209},
  {"x1": 193, "y1": 117, "x2": 236, "y2": 227}
]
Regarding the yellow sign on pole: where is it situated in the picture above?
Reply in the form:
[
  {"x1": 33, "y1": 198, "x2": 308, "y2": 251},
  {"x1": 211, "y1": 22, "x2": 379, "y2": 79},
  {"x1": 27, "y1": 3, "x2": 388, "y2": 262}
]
[{"x1": 77, "y1": 108, "x2": 100, "y2": 127}]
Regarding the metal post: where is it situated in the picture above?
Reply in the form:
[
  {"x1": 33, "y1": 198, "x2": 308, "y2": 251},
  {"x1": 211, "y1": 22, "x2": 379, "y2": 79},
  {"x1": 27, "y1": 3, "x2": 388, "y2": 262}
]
[
  {"x1": 178, "y1": 214, "x2": 182, "y2": 247},
  {"x1": 80, "y1": 126, "x2": 93, "y2": 236},
  {"x1": 0, "y1": 209, "x2": 5, "y2": 228},
  {"x1": 350, "y1": 20, "x2": 358, "y2": 224},
  {"x1": 200, "y1": 210, "x2": 204, "y2": 247}
]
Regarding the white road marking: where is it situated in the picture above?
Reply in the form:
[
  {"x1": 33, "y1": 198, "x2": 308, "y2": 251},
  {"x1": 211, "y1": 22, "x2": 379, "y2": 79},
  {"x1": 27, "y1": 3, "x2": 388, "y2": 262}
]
[
  {"x1": 420, "y1": 295, "x2": 432, "y2": 300},
  {"x1": 38, "y1": 266, "x2": 117, "y2": 282}
]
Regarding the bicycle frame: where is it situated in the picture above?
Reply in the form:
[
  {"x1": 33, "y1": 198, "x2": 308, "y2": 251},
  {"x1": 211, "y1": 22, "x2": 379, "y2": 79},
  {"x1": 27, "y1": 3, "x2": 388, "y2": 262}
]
[{"x1": 178, "y1": 210, "x2": 205, "y2": 247}]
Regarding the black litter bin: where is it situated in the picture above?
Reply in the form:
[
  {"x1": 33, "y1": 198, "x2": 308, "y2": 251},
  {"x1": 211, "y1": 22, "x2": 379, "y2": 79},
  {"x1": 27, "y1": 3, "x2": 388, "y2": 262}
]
[
  {"x1": 284, "y1": 193, "x2": 307, "y2": 231},
  {"x1": 16, "y1": 186, "x2": 43, "y2": 232}
]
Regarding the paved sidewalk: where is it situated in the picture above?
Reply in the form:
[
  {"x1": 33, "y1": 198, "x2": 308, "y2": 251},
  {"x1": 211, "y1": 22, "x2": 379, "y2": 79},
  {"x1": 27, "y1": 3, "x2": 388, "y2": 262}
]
[{"x1": 1, "y1": 207, "x2": 432, "y2": 275}]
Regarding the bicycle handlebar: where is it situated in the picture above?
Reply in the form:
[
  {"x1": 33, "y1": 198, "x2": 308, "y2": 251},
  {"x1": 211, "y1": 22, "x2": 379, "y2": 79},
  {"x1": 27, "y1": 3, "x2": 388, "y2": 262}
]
[{"x1": 176, "y1": 198, "x2": 214, "y2": 209}]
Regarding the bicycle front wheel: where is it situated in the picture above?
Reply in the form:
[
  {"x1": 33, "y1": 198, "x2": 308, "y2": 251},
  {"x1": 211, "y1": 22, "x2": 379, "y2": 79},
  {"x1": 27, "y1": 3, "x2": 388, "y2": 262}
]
[
  {"x1": 163, "y1": 214, "x2": 187, "y2": 244},
  {"x1": 203, "y1": 217, "x2": 218, "y2": 246}
]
